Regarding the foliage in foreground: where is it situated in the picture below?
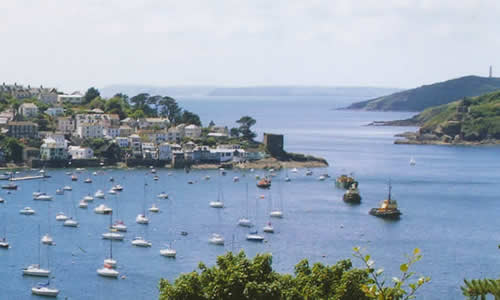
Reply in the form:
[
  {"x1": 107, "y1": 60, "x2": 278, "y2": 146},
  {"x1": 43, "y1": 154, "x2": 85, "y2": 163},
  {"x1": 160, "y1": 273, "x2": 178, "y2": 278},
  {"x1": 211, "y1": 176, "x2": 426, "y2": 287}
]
[
  {"x1": 461, "y1": 245, "x2": 500, "y2": 299},
  {"x1": 159, "y1": 249, "x2": 429, "y2": 300}
]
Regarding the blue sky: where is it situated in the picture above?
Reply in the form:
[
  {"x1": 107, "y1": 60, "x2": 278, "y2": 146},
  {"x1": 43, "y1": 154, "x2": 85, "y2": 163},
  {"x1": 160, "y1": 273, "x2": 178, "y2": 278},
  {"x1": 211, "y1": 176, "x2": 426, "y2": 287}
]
[{"x1": 1, "y1": 0, "x2": 499, "y2": 91}]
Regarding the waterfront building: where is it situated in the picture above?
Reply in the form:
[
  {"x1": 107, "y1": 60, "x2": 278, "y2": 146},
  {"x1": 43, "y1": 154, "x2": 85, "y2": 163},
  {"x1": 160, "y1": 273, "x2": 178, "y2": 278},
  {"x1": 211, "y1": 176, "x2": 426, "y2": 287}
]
[
  {"x1": 158, "y1": 143, "x2": 172, "y2": 160},
  {"x1": 137, "y1": 130, "x2": 168, "y2": 144},
  {"x1": 142, "y1": 143, "x2": 157, "y2": 160},
  {"x1": 7, "y1": 121, "x2": 38, "y2": 138},
  {"x1": 40, "y1": 137, "x2": 68, "y2": 160},
  {"x1": 128, "y1": 134, "x2": 142, "y2": 157},
  {"x1": 114, "y1": 137, "x2": 129, "y2": 148},
  {"x1": 19, "y1": 103, "x2": 38, "y2": 117},
  {"x1": 68, "y1": 146, "x2": 94, "y2": 159}
]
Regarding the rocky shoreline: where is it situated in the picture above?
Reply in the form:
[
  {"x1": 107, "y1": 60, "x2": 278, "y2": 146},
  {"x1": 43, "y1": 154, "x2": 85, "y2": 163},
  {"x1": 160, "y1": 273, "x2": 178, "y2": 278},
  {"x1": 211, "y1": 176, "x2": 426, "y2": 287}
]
[
  {"x1": 193, "y1": 156, "x2": 328, "y2": 170},
  {"x1": 394, "y1": 131, "x2": 500, "y2": 146}
]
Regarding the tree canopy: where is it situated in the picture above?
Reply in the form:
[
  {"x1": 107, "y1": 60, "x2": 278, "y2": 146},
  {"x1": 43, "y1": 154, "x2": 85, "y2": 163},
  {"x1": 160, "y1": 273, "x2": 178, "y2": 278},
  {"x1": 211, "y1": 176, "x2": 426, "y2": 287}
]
[
  {"x1": 84, "y1": 87, "x2": 100, "y2": 104},
  {"x1": 236, "y1": 116, "x2": 257, "y2": 141}
]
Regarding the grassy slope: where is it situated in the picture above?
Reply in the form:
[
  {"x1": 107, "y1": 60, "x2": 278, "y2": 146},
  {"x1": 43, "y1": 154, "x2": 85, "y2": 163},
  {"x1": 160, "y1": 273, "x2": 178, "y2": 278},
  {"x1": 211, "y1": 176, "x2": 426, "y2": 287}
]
[{"x1": 346, "y1": 76, "x2": 500, "y2": 111}]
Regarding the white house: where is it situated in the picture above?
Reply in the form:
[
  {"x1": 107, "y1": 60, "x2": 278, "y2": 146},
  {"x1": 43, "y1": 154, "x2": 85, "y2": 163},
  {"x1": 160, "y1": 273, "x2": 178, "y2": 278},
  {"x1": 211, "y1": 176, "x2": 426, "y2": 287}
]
[
  {"x1": 104, "y1": 127, "x2": 120, "y2": 139},
  {"x1": 142, "y1": 143, "x2": 157, "y2": 159},
  {"x1": 40, "y1": 137, "x2": 68, "y2": 160},
  {"x1": 45, "y1": 107, "x2": 64, "y2": 117},
  {"x1": 19, "y1": 103, "x2": 38, "y2": 117},
  {"x1": 128, "y1": 134, "x2": 142, "y2": 156},
  {"x1": 76, "y1": 123, "x2": 104, "y2": 139},
  {"x1": 58, "y1": 93, "x2": 84, "y2": 104},
  {"x1": 68, "y1": 146, "x2": 94, "y2": 159},
  {"x1": 158, "y1": 143, "x2": 172, "y2": 160},
  {"x1": 57, "y1": 117, "x2": 75, "y2": 134},
  {"x1": 185, "y1": 124, "x2": 201, "y2": 139},
  {"x1": 114, "y1": 137, "x2": 129, "y2": 148}
]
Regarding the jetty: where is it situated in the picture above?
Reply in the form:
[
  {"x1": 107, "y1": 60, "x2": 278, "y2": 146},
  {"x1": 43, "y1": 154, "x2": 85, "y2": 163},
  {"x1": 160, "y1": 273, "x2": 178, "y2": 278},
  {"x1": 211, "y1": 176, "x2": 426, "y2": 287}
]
[{"x1": 9, "y1": 175, "x2": 51, "y2": 181}]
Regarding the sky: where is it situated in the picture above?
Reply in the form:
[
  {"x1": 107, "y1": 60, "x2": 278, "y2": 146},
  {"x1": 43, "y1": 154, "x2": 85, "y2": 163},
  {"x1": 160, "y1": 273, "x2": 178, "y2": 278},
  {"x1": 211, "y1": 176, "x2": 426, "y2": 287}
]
[{"x1": 1, "y1": 0, "x2": 499, "y2": 92}]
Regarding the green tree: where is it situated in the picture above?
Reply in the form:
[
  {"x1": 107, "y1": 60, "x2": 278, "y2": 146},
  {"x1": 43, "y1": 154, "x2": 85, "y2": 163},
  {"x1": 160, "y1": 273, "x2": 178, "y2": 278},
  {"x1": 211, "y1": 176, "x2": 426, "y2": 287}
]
[
  {"x1": 236, "y1": 116, "x2": 257, "y2": 141},
  {"x1": 209, "y1": 120, "x2": 215, "y2": 127},
  {"x1": 181, "y1": 110, "x2": 201, "y2": 126},
  {"x1": 130, "y1": 109, "x2": 145, "y2": 120},
  {"x1": 89, "y1": 97, "x2": 106, "y2": 110},
  {"x1": 159, "y1": 250, "x2": 371, "y2": 300},
  {"x1": 230, "y1": 127, "x2": 240, "y2": 138},
  {"x1": 84, "y1": 87, "x2": 100, "y2": 104},
  {"x1": 101, "y1": 142, "x2": 122, "y2": 162},
  {"x1": 158, "y1": 96, "x2": 181, "y2": 124},
  {"x1": 9, "y1": 99, "x2": 21, "y2": 120},
  {"x1": 2, "y1": 137, "x2": 24, "y2": 162},
  {"x1": 105, "y1": 96, "x2": 128, "y2": 119}
]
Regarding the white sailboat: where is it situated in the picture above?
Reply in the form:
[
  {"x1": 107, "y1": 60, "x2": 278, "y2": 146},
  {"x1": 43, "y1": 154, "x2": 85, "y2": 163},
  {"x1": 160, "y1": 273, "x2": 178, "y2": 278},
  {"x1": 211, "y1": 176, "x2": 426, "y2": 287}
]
[
  {"x1": 160, "y1": 246, "x2": 177, "y2": 257},
  {"x1": 42, "y1": 203, "x2": 54, "y2": 245},
  {"x1": 210, "y1": 183, "x2": 224, "y2": 208},
  {"x1": 78, "y1": 200, "x2": 88, "y2": 209},
  {"x1": 136, "y1": 182, "x2": 149, "y2": 224},
  {"x1": 34, "y1": 194, "x2": 53, "y2": 201},
  {"x1": 20, "y1": 207, "x2": 36, "y2": 215},
  {"x1": 131, "y1": 236, "x2": 152, "y2": 247},
  {"x1": 102, "y1": 212, "x2": 124, "y2": 240},
  {"x1": 0, "y1": 206, "x2": 9, "y2": 248},
  {"x1": 31, "y1": 282, "x2": 59, "y2": 297},
  {"x1": 83, "y1": 194, "x2": 94, "y2": 202},
  {"x1": 157, "y1": 192, "x2": 168, "y2": 199},
  {"x1": 94, "y1": 189, "x2": 105, "y2": 199},
  {"x1": 98, "y1": 225, "x2": 119, "y2": 278},
  {"x1": 64, "y1": 190, "x2": 79, "y2": 227},
  {"x1": 24, "y1": 225, "x2": 50, "y2": 277},
  {"x1": 410, "y1": 157, "x2": 416, "y2": 166},
  {"x1": 291, "y1": 168, "x2": 298, "y2": 173},
  {"x1": 111, "y1": 192, "x2": 127, "y2": 232},
  {"x1": 55, "y1": 212, "x2": 68, "y2": 221},
  {"x1": 238, "y1": 183, "x2": 253, "y2": 227},
  {"x1": 209, "y1": 233, "x2": 225, "y2": 245},
  {"x1": 270, "y1": 182, "x2": 284, "y2": 218},
  {"x1": 149, "y1": 204, "x2": 160, "y2": 213},
  {"x1": 94, "y1": 204, "x2": 112, "y2": 214},
  {"x1": 63, "y1": 185, "x2": 72, "y2": 191},
  {"x1": 247, "y1": 188, "x2": 265, "y2": 241},
  {"x1": 55, "y1": 189, "x2": 64, "y2": 195},
  {"x1": 263, "y1": 222, "x2": 274, "y2": 233}
]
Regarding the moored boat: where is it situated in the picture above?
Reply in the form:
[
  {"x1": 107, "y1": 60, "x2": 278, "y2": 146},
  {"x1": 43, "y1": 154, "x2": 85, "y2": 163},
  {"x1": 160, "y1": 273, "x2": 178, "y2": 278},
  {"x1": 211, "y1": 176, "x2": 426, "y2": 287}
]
[
  {"x1": 369, "y1": 183, "x2": 402, "y2": 219},
  {"x1": 257, "y1": 178, "x2": 271, "y2": 188}
]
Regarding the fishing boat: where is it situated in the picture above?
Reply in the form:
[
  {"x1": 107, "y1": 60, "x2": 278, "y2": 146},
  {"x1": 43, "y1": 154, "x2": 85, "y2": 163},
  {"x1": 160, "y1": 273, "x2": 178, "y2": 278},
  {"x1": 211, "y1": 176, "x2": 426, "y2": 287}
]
[
  {"x1": 369, "y1": 182, "x2": 402, "y2": 219},
  {"x1": 24, "y1": 225, "x2": 50, "y2": 277},
  {"x1": 256, "y1": 178, "x2": 271, "y2": 189},
  {"x1": 246, "y1": 230, "x2": 264, "y2": 242},
  {"x1": 2, "y1": 183, "x2": 17, "y2": 190},
  {"x1": 209, "y1": 233, "x2": 224, "y2": 245},
  {"x1": 336, "y1": 174, "x2": 358, "y2": 189},
  {"x1": 131, "y1": 236, "x2": 152, "y2": 247},
  {"x1": 94, "y1": 190, "x2": 105, "y2": 199},
  {"x1": 20, "y1": 207, "x2": 36, "y2": 215},
  {"x1": 343, "y1": 184, "x2": 361, "y2": 204},
  {"x1": 94, "y1": 204, "x2": 112, "y2": 214},
  {"x1": 157, "y1": 192, "x2": 168, "y2": 199}
]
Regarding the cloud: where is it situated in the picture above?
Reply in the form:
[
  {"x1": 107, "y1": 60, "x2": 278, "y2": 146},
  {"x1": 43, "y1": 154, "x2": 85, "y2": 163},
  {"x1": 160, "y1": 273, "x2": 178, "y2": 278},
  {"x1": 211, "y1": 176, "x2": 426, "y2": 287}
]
[{"x1": 0, "y1": 0, "x2": 499, "y2": 91}]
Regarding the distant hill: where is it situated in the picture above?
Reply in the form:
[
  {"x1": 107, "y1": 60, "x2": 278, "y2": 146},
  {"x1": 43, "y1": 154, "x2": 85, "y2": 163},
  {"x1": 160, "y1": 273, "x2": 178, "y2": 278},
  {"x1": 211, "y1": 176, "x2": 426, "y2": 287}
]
[
  {"x1": 394, "y1": 90, "x2": 500, "y2": 145},
  {"x1": 345, "y1": 76, "x2": 500, "y2": 112},
  {"x1": 100, "y1": 85, "x2": 399, "y2": 98}
]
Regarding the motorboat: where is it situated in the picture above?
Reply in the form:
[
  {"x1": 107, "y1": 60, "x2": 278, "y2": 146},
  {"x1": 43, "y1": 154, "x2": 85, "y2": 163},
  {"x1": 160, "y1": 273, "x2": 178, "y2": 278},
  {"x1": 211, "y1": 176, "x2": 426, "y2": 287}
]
[
  {"x1": 305, "y1": 170, "x2": 313, "y2": 176},
  {"x1": 31, "y1": 284, "x2": 59, "y2": 297},
  {"x1": 209, "y1": 233, "x2": 224, "y2": 245},
  {"x1": 238, "y1": 218, "x2": 252, "y2": 227},
  {"x1": 160, "y1": 246, "x2": 176, "y2": 258},
  {"x1": 94, "y1": 204, "x2": 112, "y2": 214},
  {"x1": 84, "y1": 178, "x2": 92, "y2": 183},
  {"x1": 71, "y1": 175, "x2": 78, "y2": 181},
  {"x1": 270, "y1": 210, "x2": 283, "y2": 218},
  {"x1": 263, "y1": 222, "x2": 274, "y2": 233},
  {"x1": 136, "y1": 214, "x2": 149, "y2": 224},
  {"x1": 78, "y1": 200, "x2": 88, "y2": 208},
  {"x1": 63, "y1": 218, "x2": 79, "y2": 227},
  {"x1": 0, "y1": 238, "x2": 9, "y2": 248},
  {"x1": 111, "y1": 220, "x2": 127, "y2": 232},
  {"x1": 94, "y1": 190, "x2": 105, "y2": 199},
  {"x1": 257, "y1": 178, "x2": 271, "y2": 188},
  {"x1": 63, "y1": 185, "x2": 72, "y2": 191},
  {"x1": 23, "y1": 264, "x2": 50, "y2": 277},
  {"x1": 0, "y1": 197, "x2": 4, "y2": 203},
  {"x1": 112, "y1": 184, "x2": 123, "y2": 191},
  {"x1": 55, "y1": 189, "x2": 64, "y2": 195},
  {"x1": 233, "y1": 176, "x2": 239, "y2": 182},
  {"x1": 108, "y1": 189, "x2": 117, "y2": 195},
  {"x1": 369, "y1": 183, "x2": 402, "y2": 219},
  {"x1": 149, "y1": 204, "x2": 159, "y2": 213},
  {"x1": 246, "y1": 231, "x2": 265, "y2": 242},
  {"x1": 97, "y1": 265, "x2": 119, "y2": 278},
  {"x1": 34, "y1": 194, "x2": 53, "y2": 201},
  {"x1": 131, "y1": 237, "x2": 152, "y2": 247},
  {"x1": 41, "y1": 234, "x2": 53, "y2": 245},
  {"x1": 153, "y1": 175, "x2": 159, "y2": 181},
  {"x1": 2, "y1": 183, "x2": 17, "y2": 190},
  {"x1": 157, "y1": 192, "x2": 168, "y2": 199},
  {"x1": 318, "y1": 175, "x2": 326, "y2": 181},
  {"x1": 109, "y1": 177, "x2": 115, "y2": 182},
  {"x1": 33, "y1": 191, "x2": 44, "y2": 198},
  {"x1": 102, "y1": 232, "x2": 124, "y2": 241},
  {"x1": 20, "y1": 207, "x2": 36, "y2": 215},
  {"x1": 83, "y1": 195, "x2": 94, "y2": 202}
]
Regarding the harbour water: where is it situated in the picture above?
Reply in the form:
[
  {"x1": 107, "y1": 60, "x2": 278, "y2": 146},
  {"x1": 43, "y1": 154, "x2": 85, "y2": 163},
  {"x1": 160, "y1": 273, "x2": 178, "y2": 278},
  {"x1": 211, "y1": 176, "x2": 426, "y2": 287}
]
[{"x1": 1, "y1": 95, "x2": 500, "y2": 299}]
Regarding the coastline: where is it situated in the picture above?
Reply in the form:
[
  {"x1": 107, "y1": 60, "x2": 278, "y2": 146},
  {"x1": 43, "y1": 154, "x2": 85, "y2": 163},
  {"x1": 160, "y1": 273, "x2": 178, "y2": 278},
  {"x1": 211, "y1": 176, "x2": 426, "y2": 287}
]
[{"x1": 192, "y1": 156, "x2": 328, "y2": 170}]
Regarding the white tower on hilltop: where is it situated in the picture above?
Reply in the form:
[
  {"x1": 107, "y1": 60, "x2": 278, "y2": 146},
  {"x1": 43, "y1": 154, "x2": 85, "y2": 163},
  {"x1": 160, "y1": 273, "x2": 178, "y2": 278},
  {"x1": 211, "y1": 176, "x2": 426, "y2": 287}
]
[{"x1": 489, "y1": 66, "x2": 493, "y2": 78}]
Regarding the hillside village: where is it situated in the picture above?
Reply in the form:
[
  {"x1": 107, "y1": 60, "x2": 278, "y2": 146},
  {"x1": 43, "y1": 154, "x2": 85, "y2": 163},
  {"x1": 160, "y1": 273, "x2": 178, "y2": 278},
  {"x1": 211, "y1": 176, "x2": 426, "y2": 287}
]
[{"x1": 0, "y1": 83, "x2": 326, "y2": 169}]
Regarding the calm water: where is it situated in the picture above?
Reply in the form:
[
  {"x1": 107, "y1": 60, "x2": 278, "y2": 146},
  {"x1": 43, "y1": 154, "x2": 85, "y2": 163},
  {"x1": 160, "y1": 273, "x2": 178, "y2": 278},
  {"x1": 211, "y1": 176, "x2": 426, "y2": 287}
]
[{"x1": 1, "y1": 96, "x2": 500, "y2": 299}]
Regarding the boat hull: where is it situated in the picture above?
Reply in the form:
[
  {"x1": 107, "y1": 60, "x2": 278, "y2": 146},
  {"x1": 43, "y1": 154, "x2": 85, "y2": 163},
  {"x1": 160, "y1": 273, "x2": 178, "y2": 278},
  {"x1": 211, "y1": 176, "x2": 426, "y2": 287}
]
[{"x1": 369, "y1": 208, "x2": 402, "y2": 219}]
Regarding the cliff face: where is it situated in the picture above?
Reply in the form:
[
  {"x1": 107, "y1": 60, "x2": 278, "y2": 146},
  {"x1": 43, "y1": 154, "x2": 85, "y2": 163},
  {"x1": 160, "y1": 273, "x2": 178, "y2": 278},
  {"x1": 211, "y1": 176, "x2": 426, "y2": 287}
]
[
  {"x1": 345, "y1": 76, "x2": 500, "y2": 112},
  {"x1": 395, "y1": 91, "x2": 500, "y2": 145}
]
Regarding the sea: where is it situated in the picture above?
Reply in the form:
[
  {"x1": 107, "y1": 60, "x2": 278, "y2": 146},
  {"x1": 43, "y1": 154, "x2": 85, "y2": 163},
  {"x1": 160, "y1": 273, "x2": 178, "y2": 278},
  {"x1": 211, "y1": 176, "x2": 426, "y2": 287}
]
[{"x1": 1, "y1": 95, "x2": 499, "y2": 299}]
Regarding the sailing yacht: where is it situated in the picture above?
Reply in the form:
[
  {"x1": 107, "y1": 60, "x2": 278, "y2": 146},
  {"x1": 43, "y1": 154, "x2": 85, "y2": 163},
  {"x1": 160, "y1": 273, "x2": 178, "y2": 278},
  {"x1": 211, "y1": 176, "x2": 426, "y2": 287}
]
[
  {"x1": 34, "y1": 194, "x2": 53, "y2": 201},
  {"x1": 160, "y1": 246, "x2": 177, "y2": 258},
  {"x1": 136, "y1": 182, "x2": 150, "y2": 224},
  {"x1": 20, "y1": 207, "x2": 36, "y2": 215},
  {"x1": 111, "y1": 220, "x2": 127, "y2": 232},
  {"x1": 102, "y1": 212, "x2": 124, "y2": 240},
  {"x1": 149, "y1": 204, "x2": 160, "y2": 213},
  {"x1": 410, "y1": 157, "x2": 416, "y2": 166},
  {"x1": 24, "y1": 225, "x2": 50, "y2": 277},
  {"x1": 246, "y1": 230, "x2": 264, "y2": 242},
  {"x1": 238, "y1": 184, "x2": 253, "y2": 227},
  {"x1": 1, "y1": 208, "x2": 9, "y2": 248},
  {"x1": 270, "y1": 182, "x2": 284, "y2": 218},
  {"x1": 41, "y1": 234, "x2": 53, "y2": 245},
  {"x1": 210, "y1": 183, "x2": 224, "y2": 208},
  {"x1": 157, "y1": 192, "x2": 168, "y2": 199},
  {"x1": 32, "y1": 282, "x2": 59, "y2": 297},
  {"x1": 55, "y1": 212, "x2": 68, "y2": 221},
  {"x1": 83, "y1": 194, "x2": 94, "y2": 202},
  {"x1": 79, "y1": 200, "x2": 88, "y2": 209},
  {"x1": 63, "y1": 185, "x2": 72, "y2": 191},
  {"x1": 64, "y1": 190, "x2": 79, "y2": 227},
  {"x1": 263, "y1": 222, "x2": 274, "y2": 233},
  {"x1": 94, "y1": 204, "x2": 112, "y2": 214},
  {"x1": 98, "y1": 231, "x2": 119, "y2": 278}
]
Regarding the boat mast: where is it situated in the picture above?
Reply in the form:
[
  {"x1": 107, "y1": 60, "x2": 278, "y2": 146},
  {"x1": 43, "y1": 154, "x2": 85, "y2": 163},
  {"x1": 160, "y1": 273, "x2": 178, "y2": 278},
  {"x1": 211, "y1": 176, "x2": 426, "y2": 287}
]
[
  {"x1": 245, "y1": 183, "x2": 249, "y2": 218},
  {"x1": 388, "y1": 180, "x2": 392, "y2": 201},
  {"x1": 38, "y1": 224, "x2": 41, "y2": 266}
]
